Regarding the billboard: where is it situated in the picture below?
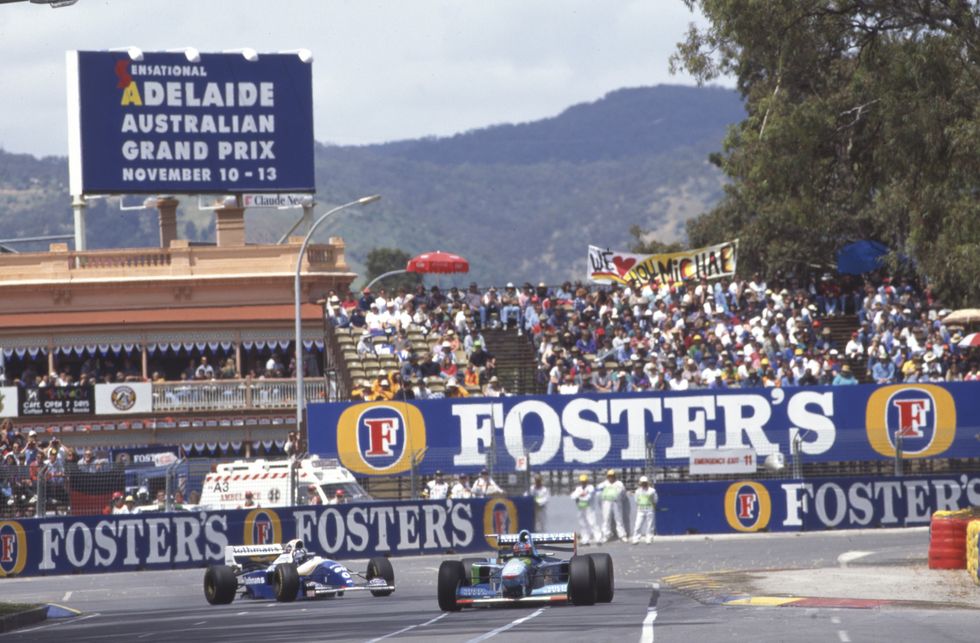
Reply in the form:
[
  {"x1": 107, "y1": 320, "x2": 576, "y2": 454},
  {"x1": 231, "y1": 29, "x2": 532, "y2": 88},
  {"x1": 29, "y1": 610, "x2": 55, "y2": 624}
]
[
  {"x1": 95, "y1": 383, "x2": 152, "y2": 415},
  {"x1": 66, "y1": 50, "x2": 315, "y2": 195},
  {"x1": 307, "y1": 383, "x2": 979, "y2": 476},
  {"x1": 656, "y1": 473, "x2": 980, "y2": 535},
  {"x1": 19, "y1": 386, "x2": 94, "y2": 417},
  {"x1": 0, "y1": 497, "x2": 532, "y2": 578}
]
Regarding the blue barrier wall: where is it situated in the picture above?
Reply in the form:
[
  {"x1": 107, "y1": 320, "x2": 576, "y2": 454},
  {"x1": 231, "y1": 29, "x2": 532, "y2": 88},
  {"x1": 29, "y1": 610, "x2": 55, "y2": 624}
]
[
  {"x1": 0, "y1": 497, "x2": 532, "y2": 578},
  {"x1": 657, "y1": 473, "x2": 980, "y2": 535},
  {"x1": 308, "y1": 383, "x2": 978, "y2": 476}
]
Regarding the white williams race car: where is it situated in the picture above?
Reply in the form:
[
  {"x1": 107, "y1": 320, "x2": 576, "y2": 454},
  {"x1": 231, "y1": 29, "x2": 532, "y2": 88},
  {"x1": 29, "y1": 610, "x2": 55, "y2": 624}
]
[{"x1": 204, "y1": 539, "x2": 395, "y2": 604}]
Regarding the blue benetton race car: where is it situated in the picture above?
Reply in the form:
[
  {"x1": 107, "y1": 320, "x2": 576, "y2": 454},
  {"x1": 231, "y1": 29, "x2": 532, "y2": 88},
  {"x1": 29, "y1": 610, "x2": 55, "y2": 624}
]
[
  {"x1": 203, "y1": 539, "x2": 395, "y2": 604},
  {"x1": 437, "y1": 530, "x2": 613, "y2": 610}
]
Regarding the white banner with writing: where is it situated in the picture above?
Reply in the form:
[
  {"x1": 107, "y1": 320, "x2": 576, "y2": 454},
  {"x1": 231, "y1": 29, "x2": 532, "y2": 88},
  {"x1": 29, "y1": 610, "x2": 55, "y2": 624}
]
[{"x1": 95, "y1": 383, "x2": 152, "y2": 415}]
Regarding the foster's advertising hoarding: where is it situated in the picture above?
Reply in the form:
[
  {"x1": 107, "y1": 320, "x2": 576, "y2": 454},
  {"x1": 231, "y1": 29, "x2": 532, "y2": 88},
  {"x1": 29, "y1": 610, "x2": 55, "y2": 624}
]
[{"x1": 308, "y1": 383, "x2": 976, "y2": 476}]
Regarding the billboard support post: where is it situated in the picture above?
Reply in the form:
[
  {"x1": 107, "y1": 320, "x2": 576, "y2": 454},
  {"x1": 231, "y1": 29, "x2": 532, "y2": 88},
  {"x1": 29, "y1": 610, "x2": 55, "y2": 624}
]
[{"x1": 72, "y1": 195, "x2": 86, "y2": 252}]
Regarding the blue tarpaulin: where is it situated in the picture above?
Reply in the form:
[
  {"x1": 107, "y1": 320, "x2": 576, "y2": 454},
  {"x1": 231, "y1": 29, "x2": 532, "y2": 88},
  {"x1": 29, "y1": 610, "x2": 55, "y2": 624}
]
[{"x1": 837, "y1": 240, "x2": 888, "y2": 275}]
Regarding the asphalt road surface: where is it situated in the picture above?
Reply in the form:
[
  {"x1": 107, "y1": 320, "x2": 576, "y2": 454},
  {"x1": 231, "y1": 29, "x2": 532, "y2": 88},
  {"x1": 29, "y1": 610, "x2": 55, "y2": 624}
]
[{"x1": 3, "y1": 529, "x2": 977, "y2": 642}]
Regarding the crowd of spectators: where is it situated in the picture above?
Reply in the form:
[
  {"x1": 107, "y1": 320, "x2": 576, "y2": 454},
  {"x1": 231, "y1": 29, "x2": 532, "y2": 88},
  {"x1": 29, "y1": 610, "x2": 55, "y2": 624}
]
[{"x1": 327, "y1": 270, "x2": 975, "y2": 399}]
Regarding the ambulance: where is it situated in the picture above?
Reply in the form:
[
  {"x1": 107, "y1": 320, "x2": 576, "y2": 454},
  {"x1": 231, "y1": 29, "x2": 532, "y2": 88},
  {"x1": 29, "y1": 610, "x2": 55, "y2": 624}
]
[{"x1": 199, "y1": 456, "x2": 371, "y2": 510}]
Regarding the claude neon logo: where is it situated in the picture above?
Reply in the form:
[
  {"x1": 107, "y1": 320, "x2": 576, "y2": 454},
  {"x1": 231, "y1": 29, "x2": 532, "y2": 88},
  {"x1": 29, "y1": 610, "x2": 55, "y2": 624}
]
[
  {"x1": 865, "y1": 384, "x2": 956, "y2": 458},
  {"x1": 723, "y1": 481, "x2": 771, "y2": 532},
  {"x1": 336, "y1": 402, "x2": 427, "y2": 475}
]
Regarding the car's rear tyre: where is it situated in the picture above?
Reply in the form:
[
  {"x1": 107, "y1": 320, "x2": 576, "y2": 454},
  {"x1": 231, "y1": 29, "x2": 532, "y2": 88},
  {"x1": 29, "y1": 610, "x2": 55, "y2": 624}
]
[
  {"x1": 203, "y1": 565, "x2": 238, "y2": 605},
  {"x1": 273, "y1": 562, "x2": 300, "y2": 602},
  {"x1": 567, "y1": 555, "x2": 596, "y2": 606},
  {"x1": 589, "y1": 553, "x2": 614, "y2": 603},
  {"x1": 367, "y1": 556, "x2": 395, "y2": 597},
  {"x1": 461, "y1": 557, "x2": 487, "y2": 585},
  {"x1": 438, "y1": 560, "x2": 468, "y2": 611}
]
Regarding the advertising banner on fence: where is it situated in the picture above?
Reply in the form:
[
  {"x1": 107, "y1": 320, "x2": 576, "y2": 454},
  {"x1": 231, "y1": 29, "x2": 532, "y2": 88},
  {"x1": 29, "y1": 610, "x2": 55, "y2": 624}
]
[
  {"x1": 688, "y1": 448, "x2": 756, "y2": 476},
  {"x1": 66, "y1": 50, "x2": 315, "y2": 195},
  {"x1": 657, "y1": 473, "x2": 980, "y2": 535},
  {"x1": 308, "y1": 383, "x2": 979, "y2": 476},
  {"x1": 0, "y1": 386, "x2": 17, "y2": 418},
  {"x1": 95, "y1": 383, "x2": 152, "y2": 415},
  {"x1": 19, "y1": 386, "x2": 94, "y2": 417},
  {"x1": 587, "y1": 240, "x2": 738, "y2": 286},
  {"x1": 0, "y1": 497, "x2": 532, "y2": 578}
]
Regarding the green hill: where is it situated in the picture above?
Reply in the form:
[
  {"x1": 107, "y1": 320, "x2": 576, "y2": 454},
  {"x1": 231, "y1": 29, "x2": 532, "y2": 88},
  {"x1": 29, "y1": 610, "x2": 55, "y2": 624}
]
[{"x1": 0, "y1": 84, "x2": 743, "y2": 285}]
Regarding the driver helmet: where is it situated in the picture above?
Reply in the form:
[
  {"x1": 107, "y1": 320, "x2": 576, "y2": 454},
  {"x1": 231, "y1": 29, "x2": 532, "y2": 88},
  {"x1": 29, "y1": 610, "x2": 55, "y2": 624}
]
[{"x1": 513, "y1": 531, "x2": 533, "y2": 556}]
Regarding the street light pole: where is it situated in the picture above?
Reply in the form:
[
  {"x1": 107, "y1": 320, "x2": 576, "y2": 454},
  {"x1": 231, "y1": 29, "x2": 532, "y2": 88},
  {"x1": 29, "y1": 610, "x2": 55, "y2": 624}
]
[{"x1": 294, "y1": 195, "x2": 381, "y2": 440}]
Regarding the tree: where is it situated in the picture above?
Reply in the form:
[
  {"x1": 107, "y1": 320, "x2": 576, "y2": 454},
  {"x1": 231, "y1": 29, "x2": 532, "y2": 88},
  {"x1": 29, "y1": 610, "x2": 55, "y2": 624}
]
[
  {"x1": 627, "y1": 224, "x2": 686, "y2": 255},
  {"x1": 672, "y1": 1, "x2": 980, "y2": 305},
  {"x1": 364, "y1": 247, "x2": 420, "y2": 293}
]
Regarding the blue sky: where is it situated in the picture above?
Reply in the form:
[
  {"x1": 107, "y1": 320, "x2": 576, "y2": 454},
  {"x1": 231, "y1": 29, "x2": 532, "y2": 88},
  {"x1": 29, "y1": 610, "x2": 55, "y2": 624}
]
[{"x1": 0, "y1": 0, "x2": 721, "y2": 156}]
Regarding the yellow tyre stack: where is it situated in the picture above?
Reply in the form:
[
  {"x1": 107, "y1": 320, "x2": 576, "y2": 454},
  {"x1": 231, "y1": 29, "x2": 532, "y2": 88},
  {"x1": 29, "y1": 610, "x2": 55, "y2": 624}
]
[{"x1": 967, "y1": 519, "x2": 980, "y2": 586}]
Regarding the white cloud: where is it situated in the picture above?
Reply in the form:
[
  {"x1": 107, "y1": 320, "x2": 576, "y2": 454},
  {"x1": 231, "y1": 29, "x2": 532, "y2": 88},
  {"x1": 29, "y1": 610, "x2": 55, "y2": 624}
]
[{"x1": 0, "y1": 0, "x2": 721, "y2": 155}]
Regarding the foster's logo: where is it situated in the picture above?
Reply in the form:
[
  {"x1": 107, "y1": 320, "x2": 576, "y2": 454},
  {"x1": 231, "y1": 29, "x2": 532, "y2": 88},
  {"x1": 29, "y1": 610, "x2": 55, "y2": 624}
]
[
  {"x1": 336, "y1": 402, "x2": 427, "y2": 475},
  {"x1": 866, "y1": 385, "x2": 956, "y2": 458},
  {"x1": 483, "y1": 498, "x2": 519, "y2": 547},
  {"x1": 723, "y1": 481, "x2": 771, "y2": 532},
  {"x1": 243, "y1": 509, "x2": 282, "y2": 548},
  {"x1": 0, "y1": 521, "x2": 27, "y2": 577}
]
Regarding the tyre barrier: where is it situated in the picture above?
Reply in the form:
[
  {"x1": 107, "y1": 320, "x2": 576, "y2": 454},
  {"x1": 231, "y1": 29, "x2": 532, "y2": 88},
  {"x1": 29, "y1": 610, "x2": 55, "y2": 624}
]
[
  {"x1": 928, "y1": 510, "x2": 973, "y2": 570},
  {"x1": 967, "y1": 520, "x2": 980, "y2": 586}
]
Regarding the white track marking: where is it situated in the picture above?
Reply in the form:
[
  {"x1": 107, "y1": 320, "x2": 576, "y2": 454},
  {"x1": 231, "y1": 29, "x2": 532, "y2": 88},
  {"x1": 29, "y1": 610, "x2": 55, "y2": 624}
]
[
  {"x1": 16, "y1": 612, "x2": 100, "y2": 634},
  {"x1": 365, "y1": 612, "x2": 448, "y2": 643},
  {"x1": 831, "y1": 617, "x2": 841, "y2": 624},
  {"x1": 639, "y1": 582, "x2": 660, "y2": 643},
  {"x1": 465, "y1": 607, "x2": 546, "y2": 643},
  {"x1": 837, "y1": 551, "x2": 873, "y2": 567},
  {"x1": 838, "y1": 630, "x2": 851, "y2": 642},
  {"x1": 62, "y1": 591, "x2": 72, "y2": 601}
]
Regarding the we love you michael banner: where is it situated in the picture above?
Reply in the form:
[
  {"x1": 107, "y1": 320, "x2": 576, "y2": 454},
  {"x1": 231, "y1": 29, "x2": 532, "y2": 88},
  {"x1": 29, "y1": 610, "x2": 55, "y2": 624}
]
[{"x1": 587, "y1": 240, "x2": 738, "y2": 286}]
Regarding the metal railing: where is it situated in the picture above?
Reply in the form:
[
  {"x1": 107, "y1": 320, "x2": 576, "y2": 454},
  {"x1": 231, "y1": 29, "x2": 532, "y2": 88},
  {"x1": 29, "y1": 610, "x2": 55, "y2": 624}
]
[{"x1": 151, "y1": 378, "x2": 326, "y2": 412}]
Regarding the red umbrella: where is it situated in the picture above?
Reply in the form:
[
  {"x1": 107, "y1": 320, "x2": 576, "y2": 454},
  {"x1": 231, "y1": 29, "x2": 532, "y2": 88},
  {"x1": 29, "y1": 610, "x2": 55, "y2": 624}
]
[
  {"x1": 406, "y1": 251, "x2": 469, "y2": 274},
  {"x1": 957, "y1": 332, "x2": 980, "y2": 348}
]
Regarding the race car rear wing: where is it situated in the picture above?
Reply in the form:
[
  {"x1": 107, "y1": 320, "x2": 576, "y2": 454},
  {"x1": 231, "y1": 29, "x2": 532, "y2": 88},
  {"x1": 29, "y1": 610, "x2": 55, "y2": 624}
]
[
  {"x1": 488, "y1": 532, "x2": 578, "y2": 554},
  {"x1": 224, "y1": 544, "x2": 285, "y2": 566}
]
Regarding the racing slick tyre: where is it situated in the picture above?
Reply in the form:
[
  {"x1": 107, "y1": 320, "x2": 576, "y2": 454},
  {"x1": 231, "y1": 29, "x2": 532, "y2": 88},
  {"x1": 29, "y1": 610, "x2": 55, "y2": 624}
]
[
  {"x1": 367, "y1": 556, "x2": 396, "y2": 597},
  {"x1": 568, "y1": 555, "x2": 597, "y2": 606},
  {"x1": 273, "y1": 562, "x2": 300, "y2": 602},
  {"x1": 588, "y1": 553, "x2": 615, "y2": 603},
  {"x1": 438, "y1": 560, "x2": 468, "y2": 612},
  {"x1": 204, "y1": 565, "x2": 238, "y2": 605},
  {"x1": 461, "y1": 557, "x2": 488, "y2": 585}
]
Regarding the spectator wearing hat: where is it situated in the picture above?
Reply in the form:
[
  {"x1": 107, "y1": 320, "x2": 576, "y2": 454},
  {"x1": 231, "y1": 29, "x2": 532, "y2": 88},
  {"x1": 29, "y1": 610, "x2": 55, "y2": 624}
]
[
  {"x1": 631, "y1": 476, "x2": 658, "y2": 544},
  {"x1": 597, "y1": 469, "x2": 627, "y2": 544},
  {"x1": 426, "y1": 470, "x2": 450, "y2": 500},
  {"x1": 307, "y1": 484, "x2": 323, "y2": 505},
  {"x1": 240, "y1": 491, "x2": 258, "y2": 509},
  {"x1": 111, "y1": 491, "x2": 129, "y2": 514},
  {"x1": 329, "y1": 489, "x2": 346, "y2": 505},
  {"x1": 483, "y1": 375, "x2": 507, "y2": 397},
  {"x1": 450, "y1": 473, "x2": 473, "y2": 499},
  {"x1": 471, "y1": 468, "x2": 502, "y2": 498},
  {"x1": 500, "y1": 283, "x2": 523, "y2": 333},
  {"x1": 570, "y1": 474, "x2": 599, "y2": 545},
  {"x1": 832, "y1": 364, "x2": 858, "y2": 386},
  {"x1": 445, "y1": 378, "x2": 469, "y2": 398}
]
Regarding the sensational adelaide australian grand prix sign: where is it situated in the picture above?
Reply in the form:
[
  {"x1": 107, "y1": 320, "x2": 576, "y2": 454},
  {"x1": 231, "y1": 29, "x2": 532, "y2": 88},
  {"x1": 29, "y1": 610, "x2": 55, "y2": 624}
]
[
  {"x1": 307, "y1": 383, "x2": 973, "y2": 475},
  {"x1": 66, "y1": 50, "x2": 315, "y2": 195}
]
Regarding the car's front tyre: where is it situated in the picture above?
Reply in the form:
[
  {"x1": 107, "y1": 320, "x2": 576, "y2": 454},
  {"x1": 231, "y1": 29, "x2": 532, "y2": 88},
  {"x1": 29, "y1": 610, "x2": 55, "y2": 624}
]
[
  {"x1": 567, "y1": 555, "x2": 596, "y2": 606},
  {"x1": 273, "y1": 562, "x2": 300, "y2": 602},
  {"x1": 588, "y1": 553, "x2": 614, "y2": 603},
  {"x1": 367, "y1": 557, "x2": 395, "y2": 597},
  {"x1": 437, "y1": 560, "x2": 468, "y2": 611},
  {"x1": 204, "y1": 565, "x2": 238, "y2": 605}
]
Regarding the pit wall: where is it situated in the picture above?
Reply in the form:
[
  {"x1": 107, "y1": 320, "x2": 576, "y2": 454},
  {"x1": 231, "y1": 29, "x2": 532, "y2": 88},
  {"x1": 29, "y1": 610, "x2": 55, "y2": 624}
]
[{"x1": 0, "y1": 497, "x2": 533, "y2": 578}]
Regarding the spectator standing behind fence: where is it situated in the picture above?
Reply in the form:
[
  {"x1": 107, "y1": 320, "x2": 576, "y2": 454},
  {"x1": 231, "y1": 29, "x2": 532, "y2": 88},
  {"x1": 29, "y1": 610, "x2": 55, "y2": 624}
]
[
  {"x1": 471, "y1": 468, "x2": 502, "y2": 498},
  {"x1": 526, "y1": 474, "x2": 550, "y2": 531},
  {"x1": 425, "y1": 470, "x2": 450, "y2": 500},
  {"x1": 570, "y1": 474, "x2": 600, "y2": 545},
  {"x1": 450, "y1": 473, "x2": 472, "y2": 498},
  {"x1": 597, "y1": 469, "x2": 627, "y2": 544},
  {"x1": 631, "y1": 476, "x2": 658, "y2": 544}
]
